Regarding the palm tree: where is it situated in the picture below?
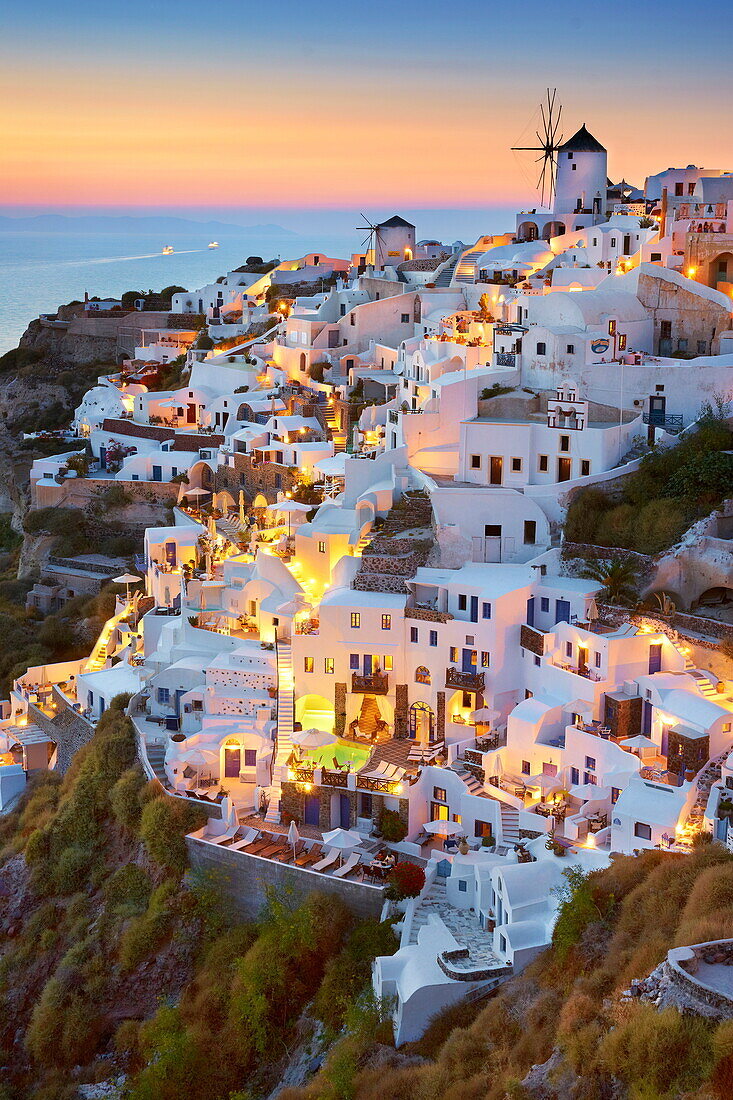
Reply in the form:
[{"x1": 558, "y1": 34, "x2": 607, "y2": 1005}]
[{"x1": 579, "y1": 558, "x2": 638, "y2": 606}]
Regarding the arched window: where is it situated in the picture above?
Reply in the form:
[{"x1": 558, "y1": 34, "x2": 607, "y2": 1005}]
[{"x1": 415, "y1": 666, "x2": 431, "y2": 685}]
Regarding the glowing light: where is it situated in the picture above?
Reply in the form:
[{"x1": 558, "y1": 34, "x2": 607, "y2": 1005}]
[{"x1": 687, "y1": 266, "x2": 697, "y2": 278}]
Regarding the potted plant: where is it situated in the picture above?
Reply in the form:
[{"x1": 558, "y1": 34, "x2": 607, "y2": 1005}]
[{"x1": 385, "y1": 861, "x2": 426, "y2": 901}]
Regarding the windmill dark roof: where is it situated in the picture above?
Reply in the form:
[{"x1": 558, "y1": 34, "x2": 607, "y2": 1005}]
[
  {"x1": 377, "y1": 215, "x2": 415, "y2": 229},
  {"x1": 558, "y1": 125, "x2": 606, "y2": 154}
]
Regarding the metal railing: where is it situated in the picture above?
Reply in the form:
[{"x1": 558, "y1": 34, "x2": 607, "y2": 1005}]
[
  {"x1": 351, "y1": 671, "x2": 389, "y2": 694},
  {"x1": 643, "y1": 412, "x2": 684, "y2": 432},
  {"x1": 445, "y1": 666, "x2": 485, "y2": 692}
]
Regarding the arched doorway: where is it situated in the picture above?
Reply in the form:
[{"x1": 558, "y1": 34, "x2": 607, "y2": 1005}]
[
  {"x1": 409, "y1": 702, "x2": 435, "y2": 743},
  {"x1": 299, "y1": 352, "x2": 307, "y2": 373},
  {"x1": 517, "y1": 221, "x2": 539, "y2": 242},
  {"x1": 542, "y1": 221, "x2": 566, "y2": 241},
  {"x1": 708, "y1": 251, "x2": 733, "y2": 290},
  {"x1": 223, "y1": 737, "x2": 241, "y2": 778}
]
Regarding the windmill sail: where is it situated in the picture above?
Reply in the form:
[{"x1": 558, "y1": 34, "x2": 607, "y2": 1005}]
[{"x1": 512, "y1": 89, "x2": 564, "y2": 207}]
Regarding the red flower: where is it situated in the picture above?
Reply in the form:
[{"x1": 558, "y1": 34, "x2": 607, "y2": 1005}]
[{"x1": 388, "y1": 861, "x2": 425, "y2": 899}]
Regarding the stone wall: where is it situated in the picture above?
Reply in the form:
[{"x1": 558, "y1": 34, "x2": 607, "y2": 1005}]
[
  {"x1": 214, "y1": 452, "x2": 298, "y2": 506},
  {"x1": 603, "y1": 694, "x2": 642, "y2": 740},
  {"x1": 665, "y1": 940, "x2": 733, "y2": 1018},
  {"x1": 334, "y1": 682, "x2": 347, "y2": 738},
  {"x1": 185, "y1": 836, "x2": 385, "y2": 921},
  {"x1": 394, "y1": 684, "x2": 408, "y2": 740},
  {"x1": 28, "y1": 695, "x2": 95, "y2": 774}
]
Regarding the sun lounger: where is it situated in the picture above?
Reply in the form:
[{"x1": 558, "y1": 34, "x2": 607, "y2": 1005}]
[
  {"x1": 274, "y1": 839, "x2": 307, "y2": 863},
  {"x1": 312, "y1": 848, "x2": 340, "y2": 872},
  {"x1": 295, "y1": 844, "x2": 322, "y2": 867},
  {"x1": 332, "y1": 852, "x2": 361, "y2": 879},
  {"x1": 257, "y1": 840, "x2": 288, "y2": 858},
  {"x1": 247, "y1": 835, "x2": 277, "y2": 854},
  {"x1": 206, "y1": 823, "x2": 239, "y2": 845},
  {"x1": 229, "y1": 828, "x2": 260, "y2": 852}
]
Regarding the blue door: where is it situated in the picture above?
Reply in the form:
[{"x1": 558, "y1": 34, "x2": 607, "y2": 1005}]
[
  {"x1": 526, "y1": 597, "x2": 535, "y2": 627},
  {"x1": 304, "y1": 795, "x2": 320, "y2": 826},
  {"x1": 99, "y1": 446, "x2": 107, "y2": 470},
  {"x1": 648, "y1": 643, "x2": 662, "y2": 674},
  {"x1": 555, "y1": 599, "x2": 570, "y2": 624},
  {"x1": 174, "y1": 689, "x2": 186, "y2": 717},
  {"x1": 470, "y1": 596, "x2": 479, "y2": 623},
  {"x1": 152, "y1": 465, "x2": 162, "y2": 482},
  {"x1": 339, "y1": 793, "x2": 351, "y2": 828},
  {"x1": 642, "y1": 700, "x2": 653, "y2": 736},
  {"x1": 462, "y1": 648, "x2": 476, "y2": 673},
  {"x1": 165, "y1": 541, "x2": 177, "y2": 567},
  {"x1": 363, "y1": 654, "x2": 373, "y2": 676}
]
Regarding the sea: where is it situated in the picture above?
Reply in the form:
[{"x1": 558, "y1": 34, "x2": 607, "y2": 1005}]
[{"x1": 0, "y1": 227, "x2": 359, "y2": 355}]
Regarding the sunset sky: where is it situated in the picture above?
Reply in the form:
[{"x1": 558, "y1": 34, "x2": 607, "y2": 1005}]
[{"x1": 2, "y1": 0, "x2": 732, "y2": 213}]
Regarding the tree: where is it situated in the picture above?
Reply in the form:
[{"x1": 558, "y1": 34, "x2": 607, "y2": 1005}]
[{"x1": 579, "y1": 557, "x2": 638, "y2": 606}]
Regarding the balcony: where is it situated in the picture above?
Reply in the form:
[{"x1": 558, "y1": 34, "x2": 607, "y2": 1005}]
[
  {"x1": 352, "y1": 671, "x2": 389, "y2": 695},
  {"x1": 643, "y1": 411, "x2": 684, "y2": 433},
  {"x1": 494, "y1": 351, "x2": 516, "y2": 368},
  {"x1": 445, "y1": 666, "x2": 485, "y2": 693}
]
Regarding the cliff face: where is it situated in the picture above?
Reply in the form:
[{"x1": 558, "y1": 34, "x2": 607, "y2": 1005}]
[{"x1": 19, "y1": 317, "x2": 118, "y2": 368}]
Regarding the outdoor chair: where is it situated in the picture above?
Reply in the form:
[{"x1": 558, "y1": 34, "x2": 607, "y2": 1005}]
[
  {"x1": 332, "y1": 853, "x2": 361, "y2": 879},
  {"x1": 312, "y1": 848, "x2": 340, "y2": 872},
  {"x1": 274, "y1": 839, "x2": 307, "y2": 863},
  {"x1": 206, "y1": 823, "x2": 239, "y2": 845},
  {"x1": 229, "y1": 828, "x2": 261, "y2": 852},
  {"x1": 295, "y1": 844, "x2": 323, "y2": 867}
]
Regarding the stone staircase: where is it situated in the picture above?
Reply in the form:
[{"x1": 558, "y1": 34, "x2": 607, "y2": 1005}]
[
  {"x1": 450, "y1": 761, "x2": 485, "y2": 796},
  {"x1": 265, "y1": 641, "x2": 294, "y2": 824},
  {"x1": 678, "y1": 749, "x2": 728, "y2": 844},
  {"x1": 324, "y1": 404, "x2": 347, "y2": 453},
  {"x1": 146, "y1": 743, "x2": 169, "y2": 788}
]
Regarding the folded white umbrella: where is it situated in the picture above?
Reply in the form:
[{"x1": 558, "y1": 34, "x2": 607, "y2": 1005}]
[
  {"x1": 422, "y1": 819, "x2": 466, "y2": 837},
  {"x1": 292, "y1": 728, "x2": 334, "y2": 748},
  {"x1": 287, "y1": 820, "x2": 300, "y2": 854}
]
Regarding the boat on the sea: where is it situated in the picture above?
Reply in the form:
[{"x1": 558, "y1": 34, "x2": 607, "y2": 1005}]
[
  {"x1": 162, "y1": 245, "x2": 174, "y2": 255},
  {"x1": 208, "y1": 241, "x2": 219, "y2": 249}
]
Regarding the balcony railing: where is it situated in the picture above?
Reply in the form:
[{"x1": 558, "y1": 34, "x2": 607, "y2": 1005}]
[
  {"x1": 445, "y1": 666, "x2": 485, "y2": 692},
  {"x1": 643, "y1": 412, "x2": 684, "y2": 432},
  {"x1": 322, "y1": 768, "x2": 348, "y2": 788},
  {"x1": 352, "y1": 671, "x2": 389, "y2": 694},
  {"x1": 357, "y1": 774, "x2": 403, "y2": 794},
  {"x1": 494, "y1": 351, "x2": 516, "y2": 368}
]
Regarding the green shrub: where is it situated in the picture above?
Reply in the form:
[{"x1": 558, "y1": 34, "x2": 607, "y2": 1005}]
[
  {"x1": 118, "y1": 881, "x2": 179, "y2": 971},
  {"x1": 378, "y1": 808, "x2": 407, "y2": 842},
  {"x1": 104, "y1": 864, "x2": 152, "y2": 916},
  {"x1": 313, "y1": 919, "x2": 398, "y2": 1031},
  {"x1": 110, "y1": 765, "x2": 147, "y2": 832},
  {"x1": 139, "y1": 794, "x2": 206, "y2": 876},
  {"x1": 53, "y1": 844, "x2": 93, "y2": 894}
]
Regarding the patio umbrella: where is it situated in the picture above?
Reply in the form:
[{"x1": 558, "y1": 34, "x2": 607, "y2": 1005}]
[
  {"x1": 470, "y1": 706, "x2": 499, "y2": 724},
  {"x1": 266, "y1": 499, "x2": 310, "y2": 537},
  {"x1": 238, "y1": 490, "x2": 246, "y2": 526},
  {"x1": 113, "y1": 572, "x2": 142, "y2": 601},
  {"x1": 571, "y1": 783, "x2": 611, "y2": 802},
  {"x1": 292, "y1": 728, "x2": 334, "y2": 749},
  {"x1": 207, "y1": 513, "x2": 217, "y2": 539},
  {"x1": 315, "y1": 453, "x2": 347, "y2": 477},
  {"x1": 185, "y1": 486, "x2": 210, "y2": 503},
  {"x1": 526, "y1": 773, "x2": 562, "y2": 794},
  {"x1": 620, "y1": 734, "x2": 657, "y2": 751},
  {"x1": 422, "y1": 819, "x2": 466, "y2": 837},
  {"x1": 181, "y1": 747, "x2": 218, "y2": 782},
  {"x1": 321, "y1": 828, "x2": 362, "y2": 865},
  {"x1": 287, "y1": 819, "x2": 300, "y2": 859}
]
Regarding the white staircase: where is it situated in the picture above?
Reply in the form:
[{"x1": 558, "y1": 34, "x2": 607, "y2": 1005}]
[
  {"x1": 670, "y1": 638, "x2": 694, "y2": 669},
  {"x1": 434, "y1": 252, "x2": 461, "y2": 287},
  {"x1": 689, "y1": 669, "x2": 719, "y2": 698},
  {"x1": 450, "y1": 761, "x2": 484, "y2": 796},
  {"x1": 264, "y1": 641, "x2": 294, "y2": 824},
  {"x1": 499, "y1": 803, "x2": 521, "y2": 846}
]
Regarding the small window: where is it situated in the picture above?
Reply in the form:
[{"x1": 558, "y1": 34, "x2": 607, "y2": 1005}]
[
  {"x1": 304, "y1": 656, "x2": 314, "y2": 672},
  {"x1": 351, "y1": 613, "x2": 361, "y2": 628},
  {"x1": 678, "y1": 338, "x2": 688, "y2": 352},
  {"x1": 585, "y1": 756, "x2": 596, "y2": 771},
  {"x1": 429, "y1": 630, "x2": 438, "y2": 647},
  {"x1": 410, "y1": 626, "x2": 418, "y2": 643},
  {"x1": 349, "y1": 653, "x2": 360, "y2": 670},
  {"x1": 318, "y1": 540, "x2": 326, "y2": 553},
  {"x1": 538, "y1": 454, "x2": 548, "y2": 472},
  {"x1": 523, "y1": 520, "x2": 536, "y2": 545},
  {"x1": 481, "y1": 651, "x2": 490, "y2": 668},
  {"x1": 381, "y1": 614, "x2": 392, "y2": 630},
  {"x1": 244, "y1": 748, "x2": 257, "y2": 767},
  {"x1": 540, "y1": 597, "x2": 549, "y2": 612},
  {"x1": 482, "y1": 602, "x2": 491, "y2": 620},
  {"x1": 660, "y1": 320, "x2": 672, "y2": 339},
  {"x1": 634, "y1": 822, "x2": 652, "y2": 840},
  {"x1": 651, "y1": 252, "x2": 662, "y2": 262},
  {"x1": 571, "y1": 163, "x2": 577, "y2": 171},
  {"x1": 611, "y1": 787, "x2": 621, "y2": 803},
  {"x1": 401, "y1": 313, "x2": 410, "y2": 323},
  {"x1": 534, "y1": 654, "x2": 541, "y2": 666},
  {"x1": 560, "y1": 435, "x2": 570, "y2": 452},
  {"x1": 566, "y1": 344, "x2": 575, "y2": 354},
  {"x1": 570, "y1": 766, "x2": 579, "y2": 785},
  {"x1": 433, "y1": 786, "x2": 447, "y2": 802},
  {"x1": 536, "y1": 341, "x2": 546, "y2": 355},
  {"x1": 458, "y1": 594, "x2": 467, "y2": 611},
  {"x1": 566, "y1": 641, "x2": 573, "y2": 658},
  {"x1": 157, "y1": 687, "x2": 170, "y2": 705},
  {"x1": 511, "y1": 457, "x2": 522, "y2": 472},
  {"x1": 449, "y1": 646, "x2": 458, "y2": 663},
  {"x1": 697, "y1": 340, "x2": 707, "y2": 354},
  {"x1": 325, "y1": 657, "x2": 334, "y2": 674},
  {"x1": 581, "y1": 460, "x2": 590, "y2": 476},
  {"x1": 521, "y1": 760, "x2": 531, "y2": 775},
  {"x1": 415, "y1": 666, "x2": 431, "y2": 684},
  {"x1": 470, "y1": 454, "x2": 481, "y2": 469},
  {"x1": 594, "y1": 652, "x2": 601, "y2": 668},
  {"x1": 458, "y1": 879, "x2": 467, "y2": 893}
]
